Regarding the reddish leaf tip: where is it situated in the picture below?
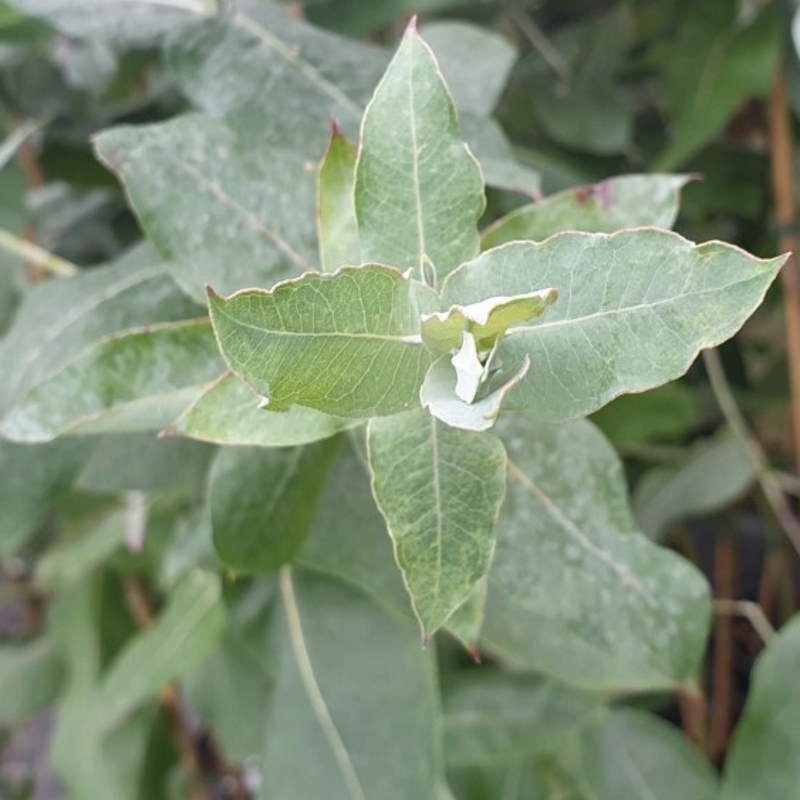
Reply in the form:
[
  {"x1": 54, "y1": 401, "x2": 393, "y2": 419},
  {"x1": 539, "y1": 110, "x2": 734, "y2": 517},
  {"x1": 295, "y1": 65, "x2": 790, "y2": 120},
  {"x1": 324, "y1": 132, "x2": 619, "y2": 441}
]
[
  {"x1": 406, "y1": 14, "x2": 418, "y2": 32},
  {"x1": 421, "y1": 634, "x2": 430, "y2": 649},
  {"x1": 157, "y1": 427, "x2": 176, "y2": 439},
  {"x1": 205, "y1": 284, "x2": 219, "y2": 300},
  {"x1": 469, "y1": 648, "x2": 482, "y2": 665},
  {"x1": 329, "y1": 116, "x2": 342, "y2": 139}
]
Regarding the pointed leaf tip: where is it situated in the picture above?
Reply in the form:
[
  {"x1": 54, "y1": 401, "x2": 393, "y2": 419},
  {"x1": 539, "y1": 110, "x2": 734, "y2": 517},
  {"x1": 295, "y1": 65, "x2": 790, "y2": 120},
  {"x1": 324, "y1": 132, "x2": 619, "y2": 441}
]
[
  {"x1": 329, "y1": 116, "x2": 342, "y2": 139},
  {"x1": 469, "y1": 648, "x2": 482, "y2": 665},
  {"x1": 406, "y1": 14, "x2": 418, "y2": 33},
  {"x1": 205, "y1": 284, "x2": 219, "y2": 300},
  {"x1": 421, "y1": 634, "x2": 430, "y2": 649}
]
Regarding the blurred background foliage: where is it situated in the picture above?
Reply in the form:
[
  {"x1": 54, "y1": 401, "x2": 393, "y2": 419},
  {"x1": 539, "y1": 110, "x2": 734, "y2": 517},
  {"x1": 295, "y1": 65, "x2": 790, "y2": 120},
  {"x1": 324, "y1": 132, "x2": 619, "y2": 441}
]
[{"x1": 1, "y1": 0, "x2": 800, "y2": 798}]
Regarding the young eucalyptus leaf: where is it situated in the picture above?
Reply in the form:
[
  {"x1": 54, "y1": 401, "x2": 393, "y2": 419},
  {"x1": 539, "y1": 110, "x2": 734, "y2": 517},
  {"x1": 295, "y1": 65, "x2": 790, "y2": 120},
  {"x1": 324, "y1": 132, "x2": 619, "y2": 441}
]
[
  {"x1": 264, "y1": 567, "x2": 444, "y2": 798},
  {"x1": 318, "y1": 122, "x2": 359, "y2": 272},
  {"x1": 355, "y1": 21, "x2": 485, "y2": 284},
  {"x1": 95, "y1": 114, "x2": 318, "y2": 302},
  {"x1": 420, "y1": 352, "x2": 530, "y2": 433},
  {"x1": 443, "y1": 231, "x2": 785, "y2": 423},
  {"x1": 367, "y1": 410, "x2": 507, "y2": 638},
  {"x1": 483, "y1": 417, "x2": 711, "y2": 691},
  {"x1": 481, "y1": 174, "x2": 692, "y2": 249},
  {"x1": 421, "y1": 289, "x2": 558, "y2": 356},
  {"x1": 722, "y1": 616, "x2": 800, "y2": 800},
  {"x1": 209, "y1": 438, "x2": 340, "y2": 573},
  {"x1": 0, "y1": 637, "x2": 65, "y2": 724},
  {"x1": 207, "y1": 265, "x2": 436, "y2": 418},
  {"x1": 445, "y1": 578, "x2": 488, "y2": 654},
  {"x1": 0, "y1": 319, "x2": 223, "y2": 442},
  {"x1": 174, "y1": 372, "x2": 357, "y2": 447}
]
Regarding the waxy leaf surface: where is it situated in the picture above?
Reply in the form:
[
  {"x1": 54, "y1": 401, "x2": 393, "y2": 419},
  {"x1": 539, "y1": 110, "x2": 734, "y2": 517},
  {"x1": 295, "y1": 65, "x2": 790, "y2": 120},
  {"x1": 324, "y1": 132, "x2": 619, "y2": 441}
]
[
  {"x1": 368, "y1": 410, "x2": 506, "y2": 637},
  {"x1": 208, "y1": 266, "x2": 434, "y2": 418},
  {"x1": 483, "y1": 417, "x2": 711, "y2": 691},
  {"x1": 355, "y1": 24, "x2": 485, "y2": 283},
  {"x1": 444, "y1": 231, "x2": 785, "y2": 423}
]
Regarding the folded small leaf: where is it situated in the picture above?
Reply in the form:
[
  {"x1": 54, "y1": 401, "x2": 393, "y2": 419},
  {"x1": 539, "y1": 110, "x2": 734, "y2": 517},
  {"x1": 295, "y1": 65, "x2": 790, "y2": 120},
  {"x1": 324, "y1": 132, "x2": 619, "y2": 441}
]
[
  {"x1": 0, "y1": 320, "x2": 222, "y2": 442},
  {"x1": 207, "y1": 265, "x2": 435, "y2": 418},
  {"x1": 481, "y1": 174, "x2": 691, "y2": 249},
  {"x1": 318, "y1": 123, "x2": 360, "y2": 271},
  {"x1": 421, "y1": 289, "x2": 557, "y2": 356},
  {"x1": 265, "y1": 567, "x2": 443, "y2": 798},
  {"x1": 175, "y1": 372, "x2": 357, "y2": 447},
  {"x1": 367, "y1": 410, "x2": 507, "y2": 638},
  {"x1": 483, "y1": 417, "x2": 711, "y2": 691},
  {"x1": 355, "y1": 21, "x2": 485, "y2": 283},
  {"x1": 210, "y1": 439, "x2": 340, "y2": 573},
  {"x1": 451, "y1": 333, "x2": 483, "y2": 403},
  {"x1": 722, "y1": 616, "x2": 800, "y2": 800},
  {"x1": 421, "y1": 353, "x2": 530, "y2": 432},
  {"x1": 443, "y1": 231, "x2": 785, "y2": 423}
]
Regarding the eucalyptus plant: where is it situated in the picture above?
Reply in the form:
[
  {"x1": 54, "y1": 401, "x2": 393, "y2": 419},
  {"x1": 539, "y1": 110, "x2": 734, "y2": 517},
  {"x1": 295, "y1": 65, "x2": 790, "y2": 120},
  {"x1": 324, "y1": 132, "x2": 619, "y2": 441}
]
[{"x1": 1, "y1": 1, "x2": 798, "y2": 799}]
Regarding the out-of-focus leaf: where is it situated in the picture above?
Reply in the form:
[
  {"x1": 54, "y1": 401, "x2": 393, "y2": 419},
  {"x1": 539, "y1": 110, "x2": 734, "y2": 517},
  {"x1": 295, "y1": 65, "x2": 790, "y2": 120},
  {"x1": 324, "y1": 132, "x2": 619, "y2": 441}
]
[
  {"x1": 592, "y1": 382, "x2": 697, "y2": 447},
  {"x1": 263, "y1": 568, "x2": 443, "y2": 797},
  {"x1": 443, "y1": 232, "x2": 785, "y2": 423},
  {"x1": 721, "y1": 616, "x2": 800, "y2": 800},
  {"x1": 1, "y1": 320, "x2": 223, "y2": 442},
  {"x1": 443, "y1": 671, "x2": 600, "y2": 769},
  {"x1": 421, "y1": 21, "x2": 516, "y2": 118},
  {"x1": 36, "y1": 509, "x2": 126, "y2": 589},
  {"x1": 519, "y1": 7, "x2": 633, "y2": 155},
  {"x1": 355, "y1": 23, "x2": 485, "y2": 284},
  {"x1": 368, "y1": 410, "x2": 507, "y2": 638},
  {"x1": 0, "y1": 438, "x2": 91, "y2": 556},
  {"x1": 209, "y1": 438, "x2": 339, "y2": 572},
  {"x1": 657, "y1": 1, "x2": 778, "y2": 169},
  {"x1": 173, "y1": 372, "x2": 357, "y2": 447},
  {"x1": 95, "y1": 114, "x2": 318, "y2": 301},
  {"x1": 77, "y1": 433, "x2": 214, "y2": 495},
  {"x1": 482, "y1": 174, "x2": 691, "y2": 249},
  {"x1": 0, "y1": 244, "x2": 201, "y2": 417},
  {"x1": 634, "y1": 428, "x2": 755, "y2": 540},
  {"x1": 0, "y1": 637, "x2": 64, "y2": 724},
  {"x1": 482, "y1": 417, "x2": 711, "y2": 691}
]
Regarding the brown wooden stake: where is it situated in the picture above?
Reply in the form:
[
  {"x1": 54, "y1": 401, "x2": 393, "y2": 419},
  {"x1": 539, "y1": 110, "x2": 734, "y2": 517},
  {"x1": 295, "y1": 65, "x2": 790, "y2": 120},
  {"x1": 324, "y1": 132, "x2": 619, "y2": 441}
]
[{"x1": 710, "y1": 536, "x2": 736, "y2": 759}]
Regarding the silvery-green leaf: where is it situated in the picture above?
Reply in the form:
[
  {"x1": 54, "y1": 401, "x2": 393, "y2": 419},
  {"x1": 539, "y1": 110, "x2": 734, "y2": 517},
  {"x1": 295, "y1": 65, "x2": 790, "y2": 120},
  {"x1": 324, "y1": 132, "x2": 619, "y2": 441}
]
[
  {"x1": 95, "y1": 114, "x2": 319, "y2": 302},
  {"x1": 0, "y1": 319, "x2": 223, "y2": 442},
  {"x1": 94, "y1": 570, "x2": 225, "y2": 733},
  {"x1": 421, "y1": 289, "x2": 557, "y2": 356},
  {"x1": 169, "y1": 0, "x2": 386, "y2": 152},
  {"x1": 481, "y1": 174, "x2": 691, "y2": 249},
  {"x1": 721, "y1": 616, "x2": 800, "y2": 800},
  {"x1": 264, "y1": 567, "x2": 443, "y2": 798},
  {"x1": 420, "y1": 353, "x2": 530, "y2": 433},
  {"x1": 420, "y1": 21, "x2": 516, "y2": 117},
  {"x1": 634, "y1": 427, "x2": 755, "y2": 540},
  {"x1": 367, "y1": 410, "x2": 506, "y2": 638},
  {"x1": 8, "y1": 0, "x2": 195, "y2": 45},
  {"x1": 443, "y1": 671, "x2": 600, "y2": 769},
  {"x1": 484, "y1": 417, "x2": 711, "y2": 691},
  {"x1": 572, "y1": 708, "x2": 718, "y2": 799},
  {"x1": 318, "y1": 123, "x2": 359, "y2": 271},
  {"x1": 0, "y1": 637, "x2": 64, "y2": 724},
  {"x1": 209, "y1": 439, "x2": 340, "y2": 573},
  {"x1": 207, "y1": 265, "x2": 435, "y2": 418},
  {"x1": 354, "y1": 22, "x2": 485, "y2": 284},
  {"x1": 174, "y1": 372, "x2": 357, "y2": 447},
  {"x1": 443, "y1": 231, "x2": 785, "y2": 423},
  {"x1": 0, "y1": 243, "x2": 200, "y2": 417}
]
